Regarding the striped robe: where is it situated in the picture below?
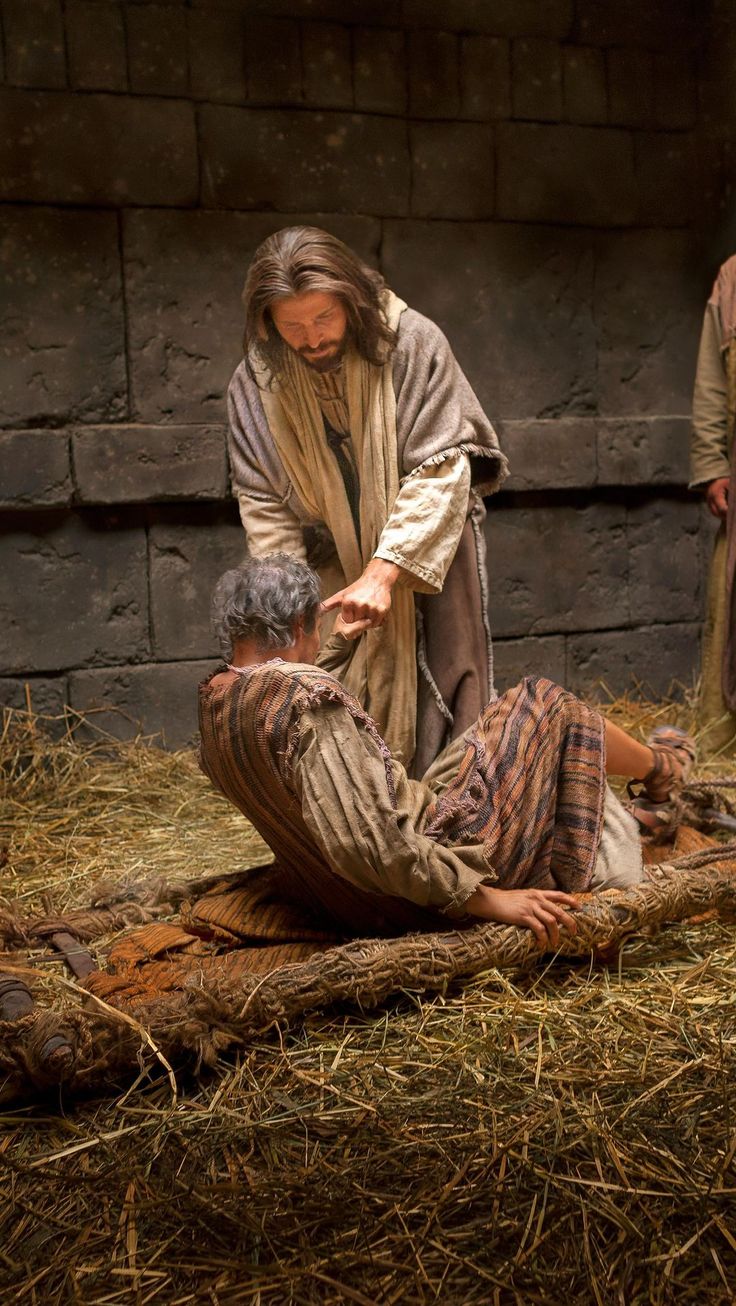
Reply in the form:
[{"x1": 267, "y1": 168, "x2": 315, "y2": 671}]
[
  {"x1": 197, "y1": 665, "x2": 607, "y2": 921},
  {"x1": 87, "y1": 668, "x2": 607, "y2": 1000}
]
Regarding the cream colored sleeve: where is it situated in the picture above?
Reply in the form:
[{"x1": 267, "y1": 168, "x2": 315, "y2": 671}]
[
  {"x1": 237, "y1": 491, "x2": 307, "y2": 560},
  {"x1": 292, "y1": 704, "x2": 492, "y2": 918},
  {"x1": 691, "y1": 303, "x2": 730, "y2": 489},
  {"x1": 373, "y1": 452, "x2": 471, "y2": 595}
]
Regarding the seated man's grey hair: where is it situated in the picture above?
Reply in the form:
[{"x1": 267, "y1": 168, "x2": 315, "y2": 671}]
[{"x1": 212, "y1": 554, "x2": 321, "y2": 658}]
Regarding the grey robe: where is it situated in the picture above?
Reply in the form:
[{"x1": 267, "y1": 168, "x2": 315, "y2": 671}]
[{"x1": 227, "y1": 308, "x2": 509, "y2": 775}]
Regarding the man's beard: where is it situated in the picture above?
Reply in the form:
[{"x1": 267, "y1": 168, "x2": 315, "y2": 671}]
[{"x1": 296, "y1": 333, "x2": 348, "y2": 373}]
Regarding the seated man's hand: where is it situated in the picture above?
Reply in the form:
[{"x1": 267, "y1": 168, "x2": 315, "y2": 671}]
[
  {"x1": 323, "y1": 558, "x2": 403, "y2": 630},
  {"x1": 705, "y1": 476, "x2": 729, "y2": 520},
  {"x1": 332, "y1": 612, "x2": 372, "y2": 641},
  {"x1": 465, "y1": 885, "x2": 579, "y2": 949}
]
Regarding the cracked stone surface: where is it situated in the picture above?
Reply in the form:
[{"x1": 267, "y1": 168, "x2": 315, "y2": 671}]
[
  {"x1": 0, "y1": 89, "x2": 198, "y2": 206},
  {"x1": 485, "y1": 502, "x2": 629, "y2": 638},
  {"x1": 0, "y1": 675, "x2": 69, "y2": 722},
  {"x1": 401, "y1": 0, "x2": 573, "y2": 38},
  {"x1": 567, "y1": 622, "x2": 700, "y2": 700},
  {"x1": 627, "y1": 498, "x2": 702, "y2": 625},
  {"x1": 496, "y1": 122, "x2": 637, "y2": 225},
  {"x1": 382, "y1": 220, "x2": 596, "y2": 419},
  {"x1": 124, "y1": 210, "x2": 381, "y2": 423},
  {"x1": 73, "y1": 426, "x2": 228, "y2": 503},
  {"x1": 69, "y1": 660, "x2": 216, "y2": 748},
  {"x1": 199, "y1": 106, "x2": 409, "y2": 214},
  {"x1": 0, "y1": 514, "x2": 149, "y2": 674},
  {"x1": 495, "y1": 420, "x2": 597, "y2": 490},
  {"x1": 410, "y1": 123, "x2": 494, "y2": 219},
  {"x1": 149, "y1": 511, "x2": 248, "y2": 660},
  {"x1": 0, "y1": 208, "x2": 126, "y2": 426},
  {"x1": 594, "y1": 230, "x2": 703, "y2": 415},
  {"x1": 596, "y1": 418, "x2": 691, "y2": 485},
  {"x1": 0, "y1": 431, "x2": 72, "y2": 506},
  {"x1": 492, "y1": 634, "x2": 567, "y2": 691}
]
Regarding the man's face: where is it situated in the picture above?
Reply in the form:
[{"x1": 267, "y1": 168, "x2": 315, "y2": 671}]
[{"x1": 270, "y1": 291, "x2": 348, "y2": 372}]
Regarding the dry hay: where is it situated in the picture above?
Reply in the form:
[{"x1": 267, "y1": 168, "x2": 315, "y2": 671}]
[{"x1": 2, "y1": 699, "x2": 736, "y2": 1303}]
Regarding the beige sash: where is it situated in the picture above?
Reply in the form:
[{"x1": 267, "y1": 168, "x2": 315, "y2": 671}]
[{"x1": 253, "y1": 292, "x2": 417, "y2": 764}]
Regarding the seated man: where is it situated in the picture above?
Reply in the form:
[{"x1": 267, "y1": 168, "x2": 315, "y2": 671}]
[{"x1": 198, "y1": 555, "x2": 694, "y2": 950}]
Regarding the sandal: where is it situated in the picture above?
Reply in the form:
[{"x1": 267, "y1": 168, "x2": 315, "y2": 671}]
[
  {"x1": 627, "y1": 794, "x2": 678, "y2": 839},
  {"x1": 626, "y1": 725, "x2": 695, "y2": 840},
  {"x1": 627, "y1": 724, "x2": 696, "y2": 806}
]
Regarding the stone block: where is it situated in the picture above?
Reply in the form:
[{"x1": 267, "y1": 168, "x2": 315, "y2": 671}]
[
  {"x1": 494, "y1": 420, "x2": 597, "y2": 490},
  {"x1": 73, "y1": 427, "x2": 228, "y2": 504},
  {"x1": 3, "y1": 0, "x2": 66, "y2": 88},
  {"x1": 460, "y1": 35, "x2": 511, "y2": 120},
  {"x1": 698, "y1": 504, "x2": 718, "y2": 615},
  {"x1": 595, "y1": 231, "x2": 702, "y2": 416},
  {"x1": 68, "y1": 661, "x2": 215, "y2": 749},
  {"x1": 0, "y1": 431, "x2": 72, "y2": 507},
  {"x1": 653, "y1": 52, "x2": 697, "y2": 130},
  {"x1": 635, "y1": 133, "x2": 697, "y2": 227},
  {"x1": 596, "y1": 418, "x2": 691, "y2": 486},
  {"x1": 124, "y1": 209, "x2": 380, "y2": 423},
  {"x1": 491, "y1": 635, "x2": 567, "y2": 691},
  {"x1": 401, "y1": 0, "x2": 574, "y2": 39},
  {"x1": 567, "y1": 623, "x2": 700, "y2": 701},
  {"x1": 66, "y1": 1, "x2": 128, "y2": 91},
  {"x1": 0, "y1": 512, "x2": 149, "y2": 674},
  {"x1": 562, "y1": 46, "x2": 606, "y2": 124},
  {"x1": 512, "y1": 38, "x2": 562, "y2": 122},
  {"x1": 484, "y1": 503, "x2": 629, "y2": 638},
  {"x1": 0, "y1": 675, "x2": 69, "y2": 722},
  {"x1": 199, "y1": 107, "x2": 409, "y2": 214},
  {"x1": 242, "y1": 0, "x2": 397, "y2": 20},
  {"x1": 627, "y1": 497, "x2": 702, "y2": 625},
  {"x1": 126, "y1": 3, "x2": 189, "y2": 96},
  {"x1": 0, "y1": 207, "x2": 126, "y2": 426},
  {"x1": 0, "y1": 89, "x2": 198, "y2": 205},
  {"x1": 302, "y1": 22, "x2": 352, "y2": 109},
  {"x1": 607, "y1": 48, "x2": 654, "y2": 128},
  {"x1": 411, "y1": 123, "x2": 493, "y2": 220},
  {"x1": 223, "y1": 0, "x2": 399, "y2": 21},
  {"x1": 354, "y1": 28, "x2": 407, "y2": 115},
  {"x1": 409, "y1": 30, "x2": 460, "y2": 118},
  {"x1": 188, "y1": 8, "x2": 247, "y2": 101},
  {"x1": 149, "y1": 511, "x2": 248, "y2": 659},
  {"x1": 245, "y1": 17, "x2": 301, "y2": 103},
  {"x1": 496, "y1": 123, "x2": 636, "y2": 226},
  {"x1": 576, "y1": 0, "x2": 696, "y2": 50},
  {"x1": 381, "y1": 221, "x2": 596, "y2": 420}
]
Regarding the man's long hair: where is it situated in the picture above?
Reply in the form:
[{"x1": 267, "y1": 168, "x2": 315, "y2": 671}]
[{"x1": 243, "y1": 226, "x2": 397, "y2": 375}]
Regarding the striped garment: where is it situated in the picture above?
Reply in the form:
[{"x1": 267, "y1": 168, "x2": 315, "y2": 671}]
[
  {"x1": 199, "y1": 666, "x2": 605, "y2": 903},
  {"x1": 87, "y1": 670, "x2": 607, "y2": 1004},
  {"x1": 424, "y1": 676, "x2": 606, "y2": 893},
  {"x1": 198, "y1": 663, "x2": 450, "y2": 936}
]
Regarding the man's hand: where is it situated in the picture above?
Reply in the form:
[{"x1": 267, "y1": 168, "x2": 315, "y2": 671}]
[
  {"x1": 705, "y1": 476, "x2": 730, "y2": 520},
  {"x1": 323, "y1": 558, "x2": 403, "y2": 632},
  {"x1": 333, "y1": 612, "x2": 372, "y2": 640},
  {"x1": 464, "y1": 885, "x2": 580, "y2": 949}
]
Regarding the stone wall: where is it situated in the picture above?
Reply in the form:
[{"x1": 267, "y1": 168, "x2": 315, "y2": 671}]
[{"x1": 0, "y1": 0, "x2": 726, "y2": 746}]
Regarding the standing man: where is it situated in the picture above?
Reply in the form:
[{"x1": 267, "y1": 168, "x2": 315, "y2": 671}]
[
  {"x1": 692, "y1": 255, "x2": 736, "y2": 753},
  {"x1": 227, "y1": 226, "x2": 507, "y2": 774}
]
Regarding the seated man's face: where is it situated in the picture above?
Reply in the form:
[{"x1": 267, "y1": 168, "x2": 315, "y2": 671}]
[{"x1": 270, "y1": 291, "x2": 348, "y2": 372}]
